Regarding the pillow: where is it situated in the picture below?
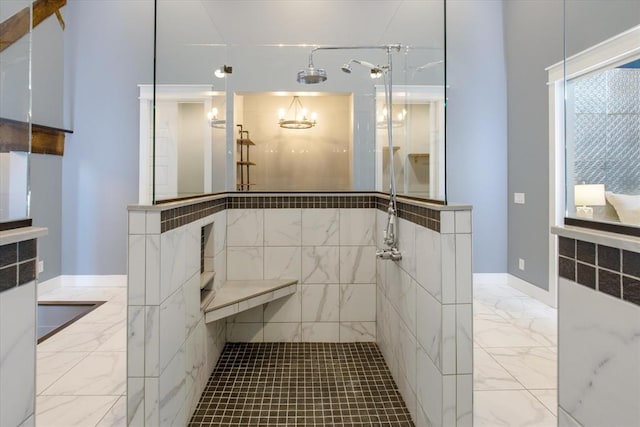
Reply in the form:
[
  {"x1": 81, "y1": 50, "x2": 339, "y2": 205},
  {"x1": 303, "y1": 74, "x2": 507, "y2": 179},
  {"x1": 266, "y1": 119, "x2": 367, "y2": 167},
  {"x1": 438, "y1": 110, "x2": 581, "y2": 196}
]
[{"x1": 604, "y1": 192, "x2": 640, "y2": 225}]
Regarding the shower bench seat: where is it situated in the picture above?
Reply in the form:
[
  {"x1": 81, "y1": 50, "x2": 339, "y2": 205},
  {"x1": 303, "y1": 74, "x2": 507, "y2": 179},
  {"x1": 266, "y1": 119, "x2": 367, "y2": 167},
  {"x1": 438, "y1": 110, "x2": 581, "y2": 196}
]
[{"x1": 203, "y1": 279, "x2": 298, "y2": 323}]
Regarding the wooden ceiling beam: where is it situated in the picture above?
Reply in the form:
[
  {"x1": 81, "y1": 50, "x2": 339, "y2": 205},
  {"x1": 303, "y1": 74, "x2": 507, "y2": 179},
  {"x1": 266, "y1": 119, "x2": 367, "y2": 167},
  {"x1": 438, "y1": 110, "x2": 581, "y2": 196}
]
[
  {"x1": 0, "y1": 0, "x2": 67, "y2": 54},
  {"x1": 0, "y1": 118, "x2": 71, "y2": 156}
]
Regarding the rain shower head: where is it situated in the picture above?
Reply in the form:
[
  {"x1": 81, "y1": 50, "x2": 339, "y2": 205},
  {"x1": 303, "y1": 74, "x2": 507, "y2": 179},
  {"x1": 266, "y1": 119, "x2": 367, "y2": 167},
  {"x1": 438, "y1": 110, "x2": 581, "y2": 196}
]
[
  {"x1": 297, "y1": 55, "x2": 327, "y2": 84},
  {"x1": 297, "y1": 66, "x2": 327, "y2": 84}
]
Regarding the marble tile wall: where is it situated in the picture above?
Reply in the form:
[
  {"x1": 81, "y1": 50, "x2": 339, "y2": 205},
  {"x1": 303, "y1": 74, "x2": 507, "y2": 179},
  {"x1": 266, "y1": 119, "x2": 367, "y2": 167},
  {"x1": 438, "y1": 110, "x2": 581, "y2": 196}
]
[
  {"x1": 376, "y1": 209, "x2": 473, "y2": 426},
  {"x1": 225, "y1": 208, "x2": 377, "y2": 343},
  {"x1": 129, "y1": 195, "x2": 472, "y2": 426},
  {"x1": 0, "y1": 281, "x2": 37, "y2": 427},
  {"x1": 127, "y1": 209, "x2": 227, "y2": 427},
  {"x1": 553, "y1": 227, "x2": 640, "y2": 427},
  {"x1": 558, "y1": 277, "x2": 640, "y2": 427},
  {"x1": 0, "y1": 230, "x2": 42, "y2": 427}
]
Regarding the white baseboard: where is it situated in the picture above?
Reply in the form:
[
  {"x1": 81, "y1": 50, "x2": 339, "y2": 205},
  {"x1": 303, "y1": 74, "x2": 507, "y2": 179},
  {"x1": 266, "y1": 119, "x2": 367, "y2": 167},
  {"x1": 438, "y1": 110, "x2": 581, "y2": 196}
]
[
  {"x1": 473, "y1": 273, "x2": 557, "y2": 308},
  {"x1": 38, "y1": 274, "x2": 127, "y2": 289},
  {"x1": 473, "y1": 273, "x2": 508, "y2": 286}
]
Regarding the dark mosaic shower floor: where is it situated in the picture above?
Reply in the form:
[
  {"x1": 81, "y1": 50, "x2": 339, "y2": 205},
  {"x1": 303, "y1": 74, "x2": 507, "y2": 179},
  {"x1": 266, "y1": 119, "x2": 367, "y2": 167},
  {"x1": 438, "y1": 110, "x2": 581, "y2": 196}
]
[{"x1": 188, "y1": 342, "x2": 414, "y2": 426}]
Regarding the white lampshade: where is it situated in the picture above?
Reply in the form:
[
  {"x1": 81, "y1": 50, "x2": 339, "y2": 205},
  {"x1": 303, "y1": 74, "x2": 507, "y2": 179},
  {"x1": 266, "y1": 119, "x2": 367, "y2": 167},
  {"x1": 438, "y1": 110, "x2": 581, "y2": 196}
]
[{"x1": 574, "y1": 184, "x2": 605, "y2": 206}]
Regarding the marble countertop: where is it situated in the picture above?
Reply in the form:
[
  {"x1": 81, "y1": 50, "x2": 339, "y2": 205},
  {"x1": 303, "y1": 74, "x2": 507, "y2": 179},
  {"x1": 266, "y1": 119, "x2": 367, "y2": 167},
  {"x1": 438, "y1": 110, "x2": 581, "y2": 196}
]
[
  {"x1": 552, "y1": 225, "x2": 640, "y2": 253},
  {"x1": 0, "y1": 226, "x2": 48, "y2": 246}
]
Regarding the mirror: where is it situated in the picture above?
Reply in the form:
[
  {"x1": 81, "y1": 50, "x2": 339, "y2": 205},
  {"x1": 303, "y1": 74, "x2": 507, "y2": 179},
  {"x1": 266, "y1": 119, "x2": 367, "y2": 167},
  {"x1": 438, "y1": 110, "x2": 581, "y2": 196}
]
[
  {"x1": 146, "y1": 1, "x2": 446, "y2": 204},
  {"x1": 0, "y1": 0, "x2": 32, "y2": 221}
]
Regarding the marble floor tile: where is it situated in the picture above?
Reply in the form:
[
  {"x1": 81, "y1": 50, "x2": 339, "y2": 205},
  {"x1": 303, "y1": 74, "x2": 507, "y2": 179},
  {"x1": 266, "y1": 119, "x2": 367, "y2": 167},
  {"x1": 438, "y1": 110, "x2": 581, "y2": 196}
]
[
  {"x1": 473, "y1": 347, "x2": 523, "y2": 391},
  {"x1": 474, "y1": 314, "x2": 551, "y2": 348},
  {"x1": 473, "y1": 278, "x2": 557, "y2": 426},
  {"x1": 512, "y1": 317, "x2": 557, "y2": 346},
  {"x1": 94, "y1": 325, "x2": 126, "y2": 352},
  {"x1": 474, "y1": 390, "x2": 557, "y2": 427},
  {"x1": 80, "y1": 302, "x2": 127, "y2": 324},
  {"x1": 95, "y1": 396, "x2": 126, "y2": 427},
  {"x1": 530, "y1": 389, "x2": 558, "y2": 416},
  {"x1": 36, "y1": 395, "x2": 120, "y2": 427},
  {"x1": 485, "y1": 347, "x2": 557, "y2": 390},
  {"x1": 36, "y1": 320, "x2": 125, "y2": 353},
  {"x1": 40, "y1": 351, "x2": 126, "y2": 396},
  {"x1": 37, "y1": 285, "x2": 128, "y2": 426},
  {"x1": 37, "y1": 351, "x2": 89, "y2": 394}
]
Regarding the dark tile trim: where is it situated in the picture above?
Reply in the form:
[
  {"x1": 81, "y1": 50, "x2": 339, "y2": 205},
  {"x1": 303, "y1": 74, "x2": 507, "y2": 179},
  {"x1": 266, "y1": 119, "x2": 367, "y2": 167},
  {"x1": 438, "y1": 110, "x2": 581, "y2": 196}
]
[
  {"x1": 160, "y1": 194, "x2": 445, "y2": 233},
  {"x1": 1, "y1": 239, "x2": 38, "y2": 294},
  {"x1": 557, "y1": 236, "x2": 640, "y2": 307},
  {"x1": 161, "y1": 198, "x2": 227, "y2": 233},
  {"x1": 0, "y1": 218, "x2": 32, "y2": 232},
  {"x1": 564, "y1": 217, "x2": 640, "y2": 238},
  {"x1": 377, "y1": 198, "x2": 441, "y2": 232}
]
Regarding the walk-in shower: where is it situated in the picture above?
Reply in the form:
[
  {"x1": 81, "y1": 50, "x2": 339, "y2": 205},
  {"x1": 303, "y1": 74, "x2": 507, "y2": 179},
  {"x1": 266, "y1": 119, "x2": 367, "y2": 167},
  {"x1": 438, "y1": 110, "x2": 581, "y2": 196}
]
[{"x1": 298, "y1": 44, "x2": 403, "y2": 260}]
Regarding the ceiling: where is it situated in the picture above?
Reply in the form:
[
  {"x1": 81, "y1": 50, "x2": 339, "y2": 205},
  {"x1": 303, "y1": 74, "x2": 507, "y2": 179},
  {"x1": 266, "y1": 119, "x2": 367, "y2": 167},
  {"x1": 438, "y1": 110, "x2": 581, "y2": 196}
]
[{"x1": 157, "y1": 0, "x2": 444, "y2": 48}]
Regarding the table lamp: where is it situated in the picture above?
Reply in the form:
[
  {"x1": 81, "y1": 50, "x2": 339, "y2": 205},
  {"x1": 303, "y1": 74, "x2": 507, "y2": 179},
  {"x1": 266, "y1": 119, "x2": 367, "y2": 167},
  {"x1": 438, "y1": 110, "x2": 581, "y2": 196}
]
[{"x1": 574, "y1": 183, "x2": 605, "y2": 219}]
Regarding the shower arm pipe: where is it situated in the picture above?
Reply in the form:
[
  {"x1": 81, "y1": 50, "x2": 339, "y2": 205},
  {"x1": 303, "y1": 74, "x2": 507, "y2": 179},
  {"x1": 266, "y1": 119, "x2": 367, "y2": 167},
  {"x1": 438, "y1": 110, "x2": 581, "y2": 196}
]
[
  {"x1": 306, "y1": 44, "x2": 402, "y2": 68},
  {"x1": 382, "y1": 59, "x2": 399, "y2": 249},
  {"x1": 303, "y1": 44, "x2": 401, "y2": 249}
]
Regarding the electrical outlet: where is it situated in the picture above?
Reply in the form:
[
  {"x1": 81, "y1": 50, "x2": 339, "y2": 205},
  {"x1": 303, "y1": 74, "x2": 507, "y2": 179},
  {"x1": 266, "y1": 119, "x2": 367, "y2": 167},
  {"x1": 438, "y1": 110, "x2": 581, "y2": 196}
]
[
  {"x1": 518, "y1": 258, "x2": 525, "y2": 271},
  {"x1": 38, "y1": 260, "x2": 44, "y2": 273},
  {"x1": 514, "y1": 193, "x2": 525, "y2": 204}
]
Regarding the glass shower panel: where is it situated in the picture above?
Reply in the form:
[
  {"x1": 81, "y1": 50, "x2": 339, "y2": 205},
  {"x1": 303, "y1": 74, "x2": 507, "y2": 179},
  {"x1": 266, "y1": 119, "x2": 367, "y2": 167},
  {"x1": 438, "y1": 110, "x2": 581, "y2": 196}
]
[
  {"x1": 0, "y1": 0, "x2": 32, "y2": 221},
  {"x1": 152, "y1": 0, "x2": 446, "y2": 202}
]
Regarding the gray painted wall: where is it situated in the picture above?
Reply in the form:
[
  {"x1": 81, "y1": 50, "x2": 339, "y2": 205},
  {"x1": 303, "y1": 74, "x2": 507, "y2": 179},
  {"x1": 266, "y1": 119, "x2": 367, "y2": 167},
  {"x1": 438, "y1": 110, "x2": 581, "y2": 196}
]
[
  {"x1": 565, "y1": 1, "x2": 640, "y2": 57},
  {"x1": 504, "y1": 0, "x2": 639, "y2": 290},
  {"x1": 62, "y1": 0, "x2": 153, "y2": 274},
  {"x1": 504, "y1": 1, "x2": 563, "y2": 290},
  {"x1": 30, "y1": 154, "x2": 62, "y2": 282},
  {"x1": 446, "y1": 0, "x2": 508, "y2": 273}
]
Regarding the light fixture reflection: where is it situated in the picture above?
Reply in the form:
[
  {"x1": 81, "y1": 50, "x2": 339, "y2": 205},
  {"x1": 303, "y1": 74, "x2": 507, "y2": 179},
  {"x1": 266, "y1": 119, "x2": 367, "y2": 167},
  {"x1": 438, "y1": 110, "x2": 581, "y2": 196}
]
[
  {"x1": 207, "y1": 107, "x2": 226, "y2": 129},
  {"x1": 376, "y1": 106, "x2": 406, "y2": 129},
  {"x1": 278, "y1": 96, "x2": 317, "y2": 129}
]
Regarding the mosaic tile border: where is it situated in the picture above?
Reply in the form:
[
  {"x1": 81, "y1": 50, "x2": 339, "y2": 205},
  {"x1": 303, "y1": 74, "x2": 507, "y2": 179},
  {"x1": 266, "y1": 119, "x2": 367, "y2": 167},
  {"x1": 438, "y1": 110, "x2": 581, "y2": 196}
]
[
  {"x1": 227, "y1": 194, "x2": 377, "y2": 210},
  {"x1": 0, "y1": 239, "x2": 37, "y2": 293},
  {"x1": 161, "y1": 198, "x2": 227, "y2": 233},
  {"x1": 377, "y1": 198, "x2": 441, "y2": 232},
  {"x1": 558, "y1": 236, "x2": 640, "y2": 306},
  {"x1": 160, "y1": 194, "x2": 443, "y2": 233}
]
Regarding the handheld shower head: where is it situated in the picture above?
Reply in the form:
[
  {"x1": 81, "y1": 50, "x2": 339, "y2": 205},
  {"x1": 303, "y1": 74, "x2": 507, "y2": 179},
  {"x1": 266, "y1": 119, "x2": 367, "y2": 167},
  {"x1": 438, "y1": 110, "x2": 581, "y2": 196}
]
[
  {"x1": 341, "y1": 63, "x2": 352, "y2": 73},
  {"x1": 352, "y1": 59, "x2": 378, "y2": 70}
]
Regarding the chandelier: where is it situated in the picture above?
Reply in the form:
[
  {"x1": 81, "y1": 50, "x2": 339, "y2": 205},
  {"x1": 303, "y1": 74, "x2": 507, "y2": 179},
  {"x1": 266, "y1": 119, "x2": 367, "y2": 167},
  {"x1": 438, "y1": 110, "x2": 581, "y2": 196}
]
[
  {"x1": 207, "y1": 107, "x2": 226, "y2": 129},
  {"x1": 278, "y1": 96, "x2": 317, "y2": 129},
  {"x1": 376, "y1": 106, "x2": 406, "y2": 129}
]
